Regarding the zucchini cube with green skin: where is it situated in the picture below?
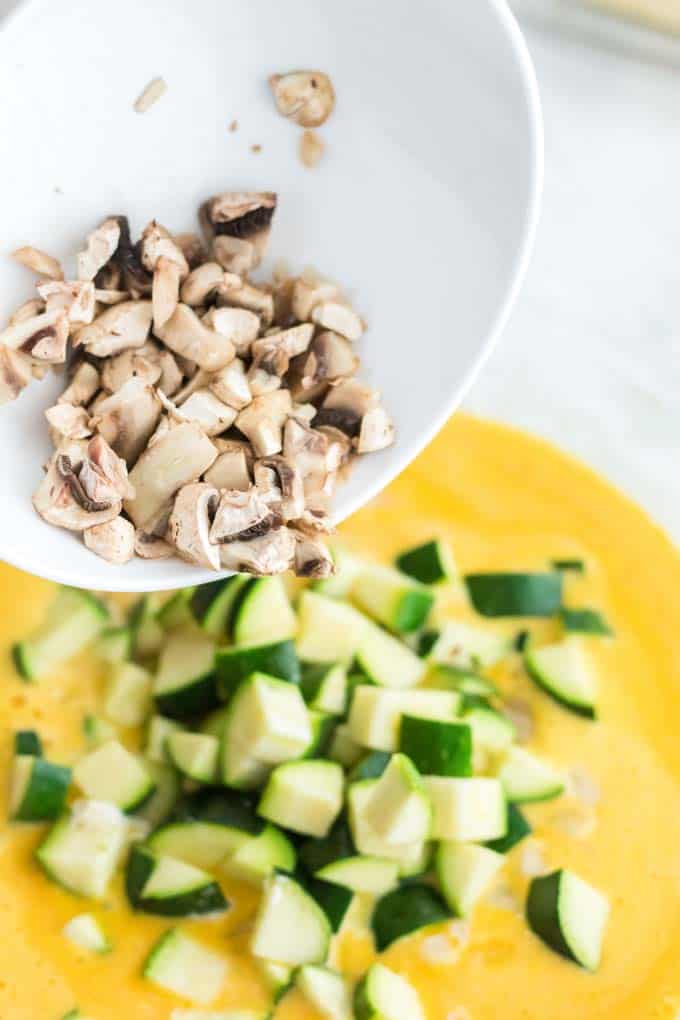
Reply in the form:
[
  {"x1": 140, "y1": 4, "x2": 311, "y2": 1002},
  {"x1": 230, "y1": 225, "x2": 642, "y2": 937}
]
[
  {"x1": 135, "y1": 759, "x2": 180, "y2": 829},
  {"x1": 232, "y1": 576, "x2": 297, "y2": 645},
  {"x1": 399, "y1": 716, "x2": 473, "y2": 777},
  {"x1": 191, "y1": 575, "x2": 249, "y2": 638},
  {"x1": 526, "y1": 869, "x2": 610, "y2": 971},
  {"x1": 301, "y1": 662, "x2": 348, "y2": 714},
  {"x1": 143, "y1": 929, "x2": 227, "y2": 1005},
  {"x1": 251, "y1": 873, "x2": 331, "y2": 966},
  {"x1": 525, "y1": 637, "x2": 598, "y2": 718},
  {"x1": 347, "y1": 686, "x2": 461, "y2": 752},
  {"x1": 348, "y1": 780, "x2": 430, "y2": 877},
  {"x1": 371, "y1": 883, "x2": 451, "y2": 951},
  {"x1": 12, "y1": 586, "x2": 109, "y2": 681},
  {"x1": 223, "y1": 673, "x2": 311, "y2": 772},
  {"x1": 395, "y1": 538, "x2": 457, "y2": 585},
  {"x1": 355, "y1": 962, "x2": 425, "y2": 1020},
  {"x1": 313, "y1": 544, "x2": 364, "y2": 598},
  {"x1": 302, "y1": 874, "x2": 355, "y2": 932},
  {"x1": 497, "y1": 746, "x2": 565, "y2": 804},
  {"x1": 327, "y1": 724, "x2": 364, "y2": 769},
  {"x1": 355, "y1": 621, "x2": 426, "y2": 689},
  {"x1": 464, "y1": 571, "x2": 563, "y2": 618},
  {"x1": 461, "y1": 705, "x2": 516, "y2": 754},
  {"x1": 10, "y1": 756, "x2": 71, "y2": 821},
  {"x1": 424, "y1": 620, "x2": 512, "y2": 669},
  {"x1": 104, "y1": 661, "x2": 153, "y2": 727},
  {"x1": 166, "y1": 732, "x2": 219, "y2": 784},
  {"x1": 302, "y1": 710, "x2": 336, "y2": 760},
  {"x1": 363, "y1": 754, "x2": 431, "y2": 845},
  {"x1": 436, "y1": 842, "x2": 505, "y2": 917},
  {"x1": 148, "y1": 821, "x2": 251, "y2": 871},
  {"x1": 316, "y1": 855, "x2": 399, "y2": 896},
  {"x1": 257, "y1": 958, "x2": 294, "y2": 1002},
  {"x1": 216, "y1": 639, "x2": 301, "y2": 700},
  {"x1": 37, "y1": 800, "x2": 129, "y2": 899},
  {"x1": 153, "y1": 628, "x2": 218, "y2": 720},
  {"x1": 486, "y1": 802, "x2": 532, "y2": 854},
  {"x1": 73, "y1": 740, "x2": 155, "y2": 812},
  {"x1": 296, "y1": 591, "x2": 369, "y2": 664},
  {"x1": 258, "y1": 760, "x2": 344, "y2": 837},
  {"x1": 350, "y1": 750, "x2": 392, "y2": 782},
  {"x1": 62, "y1": 913, "x2": 110, "y2": 954},
  {"x1": 352, "y1": 563, "x2": 434, "y2": 634},
  {"x1": 145, "y1": 714, "x2": 184, "y2": 763},
  {"x1": 223, "y1": 823, "x2": 296, "y2": 883},
  {"x1": 423, "y1": 776, "x2": 506, "y2": 841},
  {"x1": 297, "y1": 965, "x2": 353, "y2": 1020},
  {"x1": 82, "y1": 714, "x2": 117, "y2": 748},
  {"x1": 96, "y1": 626, "x2": 133, "y2": 664},
  {"x1": 126, "y1": 846, "x2": 228, "y2": 917},
  {"x1": 14, "y1": 729, "x2": 42, "y2": 756}
]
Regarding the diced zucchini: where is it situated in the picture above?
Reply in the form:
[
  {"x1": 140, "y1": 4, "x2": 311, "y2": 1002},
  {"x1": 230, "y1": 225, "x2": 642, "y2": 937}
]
[
  {"x1": 436, "y1": 842, "x2": 505, "y2": 917},
  {"x1": 426, "y1": 663, "x2": 499, "y2": 699},
  {"x1": 552, "y1": 558, "x2": 585, "y2": 573},
  {"x1": 143, "y1": 929, "x2": 227, "y2": 1005},
  {"x1": 145, "y1": 715, "x2": 184, "y2": 763},
  {"x1": 9, "y1": 755, "x2": 71, "y2": 822},
  {"x1": 423, "y1": 620, "x2": 512, "y2": 669},
  {"x1": 371, "y1": 884, "x2": 450, "y2": 951},
  {"x1": 134, "y1": 759, "x2": 181, "y2": 829},
  {"x1": 73, "y1": 741, "x2": 155, "y2": 812},
  {"x1": 191, "y1": 576, "x2": 249, "y2": 638},
  {"x1": 129, "y1": 595, "x2": 164, "y2": 659},
  {"x1": 327, "y1": 724, "x2": 364, "y2": 768},
  {"x1": 302, "y1": 709, "x2": 337, "y2": 760},
  {"x1": 62, "y1": 913, "x2": 110, "y2": 954},
  {"x1": 497, "y1": 746, "x2": 565, "y2": 804},
  {"x1": 36, "y1": 800, "x2": 128, "y2": 898},
  {"x1": 251, "y1": 872, "x2": 331, "y2": 966},
  {"x1": 526, "y1": 869, "x2": 610, "y2": 971},
  {"x1": 302, "y1": 874, "x2": 355, "y2": 933},
  {"x1": 465, "y1": 572, "x2": 562, "y2": 618},
  {"x1": 525, "y1": 638, "x2": 598, "y2": 718},
  {"x1": 96, "y1": 626, "x2": 132, "y2": 664},
  {"x1": 298, "y1": 817, "x2": 356, "y2": 875},
  {"x1": 399, "y1": 716, "x2": 472, "y2": 777},
  {"x1": 355, "y1": 621, "x2": 425, "y2": 689},
  {"x1": 82, "y1": 714, "x2": 117, "y2": 749},
  {"x1": 355, "y1": 962, "x2": 425, "y2": 1020},
  {"x1": 313, "y1": 545, "x2": 363, "y2": 598},
  {"x1": 232, "y1": 577, "x2": 297, "y2": 645},
  {"x1": 347, "y1": 686, "x2": 460, "y2": 752},
  {"x1": 14, "y1": 729, "x2": 42, "y2": 757},
  {"x1": 216, "y1": 639, "x2": 300, "y2": 701},
  {"x1": 461, "y1": 705, "x2": 516, "y2": 754},
  {"x1": 157, "y1": 587, "x2": 196, "y2": 631},
  {"x1": 486, "y1": 802, "x2": 532, "y2": 853},
  {"x1": 104, "y1": 661, "x2": 153, "y2": 727},
  {"x1": 12, "y1": 587, "x2": 108, "y2": 681},
  {"x1": 347, "y1": 781, "x2": 429, "y2": 877},
  {"x1": 423, "y1": 776, "x2": 506, "y2": 841},
  {"x1": 223, "y1": 823, "x2": 296, "y2": 883},
  {"x1": 220, "y1": 673, "x2": 311, "y2": 788},
  {"x1": 352, "y1": 563, "x2": 434, "y2": 634},
  {"x1": 297, "y1": 965, "x2": 353, "y2": 1020},
  {"x1": 350, "y1": 750, "x2": 392, "y2": 782},
  {"x1": 317, "y1": 855, "x2": 399, "y2": 896},
  {"x1": 363, "y1": 754, "x2": 431, "y2": 844},
  {"x1": 126, "y1": 845, "x2": 228, "y2": 916},
  {"x1": 154, "y1": 628, "x2": 218, "y2": 719},
  {"x1": 257, "y1": 958, "x2": 294, "y2": 1003},
  {"x1": 258, "y1": 760, "x2": 344, "y2": 838},
  {"x1": 395, "y1": 538, "x2": 456, "y2": 586},
  {"x1": 560, "y1": 607, "x2": 612, "y2": 636},
  {"x1": 301, "y1": 662, "x2": 348, "y2": 715},
  {"x1": 296, "y1": 591, "x2": 368, "y2": 664},
  {"x1": 149, "y1": 823, "x2": 249, "y2": 870},
  {"x1": 167, "y1": 732, "x2": 219, "y2": 783}
]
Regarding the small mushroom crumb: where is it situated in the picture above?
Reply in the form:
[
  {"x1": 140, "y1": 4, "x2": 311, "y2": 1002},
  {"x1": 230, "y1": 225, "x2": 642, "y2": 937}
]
[
  {"x1": 269, "y1": 70, "x2": 336, "y2": 127},
  {"x1": 3, "y1": 190, "x2": 393, "y2": 575},
  {"x1": 133, "y1": 76, "x2": 167, "y2": 114},
  {"x1": 229, "y1": 119, "x2": 239, "y2": 133},
  {"x1": 250, "y1": 143, "x2": 262, "y2": 154},
  {"x1": 300, "y1": 129, "x2": 325, "y2": 169}
]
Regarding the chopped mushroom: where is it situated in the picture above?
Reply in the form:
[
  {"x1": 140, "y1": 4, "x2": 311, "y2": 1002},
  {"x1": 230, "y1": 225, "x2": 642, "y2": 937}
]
[
  {"x1": 8, "y1": 298, "x2": 45, "y2": 326},
  {"x1": 180, "y1": 262, "x2": 227, "y2": 306},
  {"x1": 311, "y1": 300, "x2": 365, "y2": 341},
  {"x1": 124, "y1": 422, "x2": 217, "y2": 532},
  {"x1": 254, "y1": 455, "x2": 305, "y2": 521},
  {"x1": 0, "y1": 308, "x2": 69, "y2": 363},
  {"x1": 209, "y1": 358, "x2": 252, "y2": 410},
  {"x1": 82, "y1": 434, "x2": 135, "y2": 501},
  {"x1": 100, "y1": 346, "x2": 162, "y2": 393},
  {"x1": 33, "y1": 441, "x2": 122, "y2": 531},
  {"x1": 217, "y1": 276, "x2": 274, "y2": 325},
  {"x1": 288, "y1": 330, "x2": 358, "y2": 401},
  {"x1": 45, "y1": 403, "x2": 92, "y2": 443},
  {"x1": 219, "y1": 526, "x2": 295, "y2": 575},
  {"x1": 90, "y1": 376, "x2": 162, "y2": 466},
  {"x1": 174, "y1": 232, "x2": 206, "y2": 269},
  {"x1": 314, "y1": 379, "x2": 380, "y2": 436},
  {"x1": 77, "y1": 217, "x2": 121, "y2": 282},
  {"x1": 201, "y1": 191, "x2": 277, "y2": 273},
  {"x1": 283, "y1": 416, "x2": 335, "y2": 496},
  {"x1": 202, "y1": 306, "x2": 260, "y2": 357},
  {"x1": 356, "y1": 404, "x2": 395, "y2": 453},
  {"x1": 139, "y1": 221, "x2": 189, "y2": 276},
  {"x1": 269, "y1": 71, "x2": 336, "y2": 128},
  {"x1": 235, "y1": 390, "x2": 292, "y2": 457},
  {"x1": 250, "y1": 323, "x2": 314, "y2": 380},
  {"x1": 12, "y1": 246, "x2": 64, "y2": 280},
  {"x1": 167, "y1": 483, "x2": 220, "y2": 570},
  {"x1": 291, "y1": 274, "x2": 339, "y2": 321},
  {"x1": 37, "y1": 280, "x2": 96, "y2": 325},
  {"x1": 0, "y1": 345, "x2": 33, "y2": 405},
  {"x1": 299, "y1": 129, "x2": 325, "y2": 169},
  {"x1": 84, "y1": 516, "x2": 135, "y2": 564},
  {"x1": 139, "y1": 222, "x2": 189, "y2": 332},
  {"x1": 292, "y1": 528, "x2": 335, "y2": 578},
  {"x1": 157, "y1": 350, "x2": 183, "y2": 397},
  {"x1": 204, "y1": 441, "x2": 252, "y2": 491},
  {"x1": 209, "y1": 486, "x2": 280, "y2": 544},
  {"x1": 74, "y1": 300, "x2": 153, "y2": 358},
  {"x1": 58, "y1": 362, "x2": 100, "y2": 406},
  {"x1": 155, "y1": 304, "x2": 235, "y2": 371},
  {"x1": 134, "y1": 532, "x2": 175, "y2": 559},
  {"x1": 172, "y1": 388, "x2": 238, "y2": 436}
]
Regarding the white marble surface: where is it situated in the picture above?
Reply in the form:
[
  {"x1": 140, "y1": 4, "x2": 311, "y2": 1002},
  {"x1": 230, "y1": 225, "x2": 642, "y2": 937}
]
[{"x1": 2, "y1": 0, "x2": 678, "y2": 540}]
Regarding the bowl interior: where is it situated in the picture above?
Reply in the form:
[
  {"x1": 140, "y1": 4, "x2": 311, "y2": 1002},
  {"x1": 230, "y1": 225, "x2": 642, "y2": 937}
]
[{"x1": 0, "y1": 0, "x2": 541, "y2": 591}]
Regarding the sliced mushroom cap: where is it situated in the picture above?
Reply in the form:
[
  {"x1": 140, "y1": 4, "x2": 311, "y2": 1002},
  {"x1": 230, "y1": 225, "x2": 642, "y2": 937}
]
[
  {"x1": 37, "y1": 280, "x2": 96, "y2": 325},
  {"x1": 209, "y1": 486, "x2": 280, "y2": 544},
  {"x1": 235, "y1": 389, "x2": 292, "y2": 457},
  {"x1": 12, "y1": 245, "x2": 64, "y2": 281},
  {"x1": 0, "y1": 345, "x2": 33, "y2": 405},
  {"x1": 134, "y1": 531, "x2": 175, "y2": 559},
  {"x1": 311, "y1": 301, "x2": 365, "y2": 341},
  {"x1": 83, "y1": 516, "x2": 135, "y2": 564},
  {"x1": 109, "y1": 215, "x2": 153, "y2": 297},
  {"x1": 269, "y1": 71, "x2": 336, "y2": 128},
  {"x1": 77, "y1": 217, "x2": 122, "y2": 282},
  {"x1": 250, "y1": 323, "x2": 314, "y2": 379},
  {"x1": 8, "y1": 298, "x2": 45, "y2": 326},
  {"x1": 172, "y1": 368, "x2": 212, "y2": 407},
  {"x1": 58, "y1": 361, "x2": 100, "y2": 406},
  {"x1": 124, "y1": 422, "x2": 217, "y2": 532},
  {"x1": 254, "y1": 455, "x2": 305, "y2": 521},
  {"x1": 204, "y1": 441, "x2": 252, "y2": 491},
  {"x1": 157, "y1": 350, "x2": 183, "y2": 397},
  {"x1": 45, "y1": 403, "x2": 92, "y2": 443},
  {"x1": 288, "y1": 330, "x2": 358, "y2": 401},
  {"x1": 291, "y1": 275, "x2": 339, "y2": 321},
  {"x1": 94, "y1": 288, "x2": 130, "y2": 306},
  {"x1": 201, "y1": 191, "x2": 277, "y2": 272},
  {"x1": 173, "y1": 388, "x2": 238, "y2": 437},
  {"x1": 90, "y1": 376, "x2": 162, "y2": 466},
  {"x1": 219, "y1": 526, "x2": 296, "y2": 575},
  {"x1": 180, "y1": 262, "x2": 226, "y2": 306},
  {"x1": 167, "y1": 482, "x2": 220, "y2": 570},
  {"x1": 283, "y1": 416, "x2": 334, "y2": 496},
  {"x1": 246, "y1": 364, "x2": 283, "y2": 398},
  {"x1": 155, "y1": 304, "x2": 236, "y2": 371},
  {"x1": 100, "y1": 347, "x2": 162, "y2": 393},
  {"x1": 291, "y1": 528, "x2": 335, "y2": 578},
  {"x1": 355, "y1": 405, "x2": 395, "y2": 454},
  {"x1": 174, "y1": 232, "x2": 207, "y2": 270},
  {"x1": 212, "y1": 235, "x2": 258, "y2": 276},
  {"x1": 74, "y1": 300, "x2": 153, "y2": 358},
  {"x1": 291, "y1": 402, "x2": 317, "y2": 423},
  {"x1": 209, "y1": 358, "x2": 252, "y2": 410},
  {"x1": 33, "y1": 441, "x2": 122, "y2": 531},
  {"x1": 217, "y1": 276, "x2": 274, "y2": 326},
  {"x1": 316, "y1": 424, "x2": 352, "y2": 471},
  {"x1": 139, "y1": 220, "x2": 189, "y2": 275},
  {"x1": 314, "y1": 379, "x2": 379, "y2": 436},
  {"x1": 152, "y1": 256, "x2": 182, "y2": 331},
  {"x1": 295, "y1": 502, "x2": 335, "y2": 535},
  {"x1": 202, "y1": 306, "x2": 260, "y2": 357},
  {"x1": 0, "y1": 308, "x2": 69, "y2": 363},
  {"x1": 84, "y1": 434, "x2": 135, "y2": 500}
]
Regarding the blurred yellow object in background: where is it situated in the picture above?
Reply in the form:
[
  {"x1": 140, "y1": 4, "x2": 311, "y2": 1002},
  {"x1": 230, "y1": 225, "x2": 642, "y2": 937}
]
[{"x1": 587, "y1": 0, "x2": 680, "y2": 33}]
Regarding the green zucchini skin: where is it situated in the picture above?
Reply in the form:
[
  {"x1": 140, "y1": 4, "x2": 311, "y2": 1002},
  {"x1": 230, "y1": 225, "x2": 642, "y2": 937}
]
[
  {"x1": 399, "y1": 716, "x2": 473, "y2": 777},
  {"x1": 464, "y1": 572, "x2": 563, "y2": 617},
  {"x1": 11, "y1": 757, "x2": 71, "y2": 822},
  {"x1": 298, "y1": 817, "x2": 356, "y2": 876},
  {"x1": 349, "y1": 751, "x2": 392, "y2": 782},
  {"x1": 14, "y1": 730, "x2": 43, "y2": 757},
  {"x1": 216, "y1": 640, "x2": 300, "y2": 700},
  {"x1": 302, "y1": 874, "x2": 354, "y2": 932},
  {"x1": 486, "y1": 803, "x2": 532, "y2": 854},
  {"x1": 371, "y1": 883, "x2": 451, "y2": 951},
  {"x1": 526, "y1": 869, "x2": 609, "y2": 971},
  {"x1": 395, "y1": 539, "x2": 454, "y2": 585},
  {"x1": 560, "y1": 608, "x2": 612, "y2": 636},
  {"x1": 125, "y1": 845, "x2": 228, "y2": 917},
  {"x1": 175, "y1": 788, "x2": 265, "y2": 836},
  {"x1": 552, "y1": 559, "x2": 585, "y2": 573},
  {"x1": 191, "y1": 576, "x2": 250, "y2": 639}
]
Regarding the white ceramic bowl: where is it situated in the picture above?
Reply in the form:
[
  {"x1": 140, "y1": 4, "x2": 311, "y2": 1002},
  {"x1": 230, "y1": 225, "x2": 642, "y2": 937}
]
[{"x1": 0, "y1": 0, "x2": 542, "y2": 591}]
